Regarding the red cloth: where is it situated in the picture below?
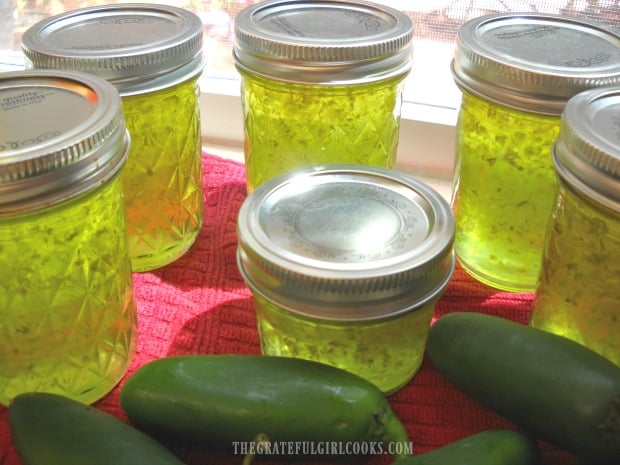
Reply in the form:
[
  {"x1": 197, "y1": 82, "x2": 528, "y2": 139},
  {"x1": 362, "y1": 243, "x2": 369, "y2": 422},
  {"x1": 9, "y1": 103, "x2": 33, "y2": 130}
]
[{"x1": 0, "y1": 153, "x2": 580, "y2": 465}]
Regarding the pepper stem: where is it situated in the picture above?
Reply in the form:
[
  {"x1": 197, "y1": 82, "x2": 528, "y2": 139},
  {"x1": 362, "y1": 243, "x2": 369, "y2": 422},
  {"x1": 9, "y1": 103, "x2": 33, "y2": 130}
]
[
  {"x1": 241, "y1": 432, "x2": 270, "y2": 465},
  {"x1": 380, "y1": 408, "x2": 412, "y2": 460}
]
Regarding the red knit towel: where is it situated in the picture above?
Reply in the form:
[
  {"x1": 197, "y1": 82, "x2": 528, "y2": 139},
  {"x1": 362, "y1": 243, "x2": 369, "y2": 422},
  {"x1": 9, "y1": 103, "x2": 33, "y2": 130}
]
[{"x1": 0, "y1": 153, "x2": 581, "y2": 465}]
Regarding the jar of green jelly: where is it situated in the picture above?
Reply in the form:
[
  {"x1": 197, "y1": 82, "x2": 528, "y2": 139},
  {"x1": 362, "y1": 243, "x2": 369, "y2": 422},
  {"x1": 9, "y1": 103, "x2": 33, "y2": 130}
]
[
  {"x1": 21, "y1": 3, "x2": 205, "y2": 272},
  {"x1": 236, "y1": 165, "x2": 455, "y2": 394},
  {"x1": 0, "y1": 70, "x2": 136, "y2": 406},
  {"x1": 530, "y1": 86, "x2": 620, "y2": 366},
  {"x1": 233, "y1": 0, "x2": 414, "y2": 192},
  {"x1": 451, "y1": 13, "x2": 620, "y2": 292}
]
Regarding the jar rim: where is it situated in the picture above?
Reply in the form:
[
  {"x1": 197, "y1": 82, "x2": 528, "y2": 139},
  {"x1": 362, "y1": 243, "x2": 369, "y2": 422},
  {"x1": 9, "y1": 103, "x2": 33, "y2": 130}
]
[
  {"x1": 552, "y1": 86, "x2": 620, "y2": 212},
  {"x1": 233, "y1": 0, "x2": 414, "y2": 85},
  {"x1": 452, "y1": 13, "x2": 620, "y2": 115},
  {"x1": 239, "y1": 254, "x2": 455, "y2": 323},
  {"x1": 21, "y1": 3, "x2": 205, "y2": 94},
  {"x1": 236, "y1": 164, "x2": 455, "y2": 321},
  {"x1": 0, "y1": 70, "x2": 129, "y2": 214}
]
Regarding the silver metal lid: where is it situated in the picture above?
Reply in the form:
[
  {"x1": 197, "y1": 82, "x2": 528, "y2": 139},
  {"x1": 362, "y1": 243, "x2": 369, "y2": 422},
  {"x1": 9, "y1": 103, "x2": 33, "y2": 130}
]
[
  {"x1": 21, "y1": 3, "x2": 204, "y2": 95},
  {"x1": 553, "y1": 86, "x2": 620, "y2": 212},
  {"x1": 452, "y1": 13, "x2": 620, "y2": 115},
  {"x1": 237, "y1": 165, "x2": 455, "y2": 322},
  {"x1": 0, "y1": 70, "x2": 129, "y2": 214},
  {"x1": 233, "y1": 0, "x2": 414, "y2": 85}
]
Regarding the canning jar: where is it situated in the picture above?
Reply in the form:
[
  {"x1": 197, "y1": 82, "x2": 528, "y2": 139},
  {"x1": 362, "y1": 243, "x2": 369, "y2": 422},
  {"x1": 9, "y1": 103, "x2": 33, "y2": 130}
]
[
  {"x1": 233, "y1": 0, "x2": 414, "y2": 192},
  {"x1": 451, "y1": 13, "x2": 620, "y2": 292},
  {"x1": 236, "y1": 165, "x2": 455, "y2": 394},
  {"x1": 0, "y1": 70, "x2": 136, "y2": 406},
  {"x1": 530, "y1": 86, "x2": 620, "y2": 366},
  {"x1": 22, "y1": 3, "x2": 206, "y2": 272}
]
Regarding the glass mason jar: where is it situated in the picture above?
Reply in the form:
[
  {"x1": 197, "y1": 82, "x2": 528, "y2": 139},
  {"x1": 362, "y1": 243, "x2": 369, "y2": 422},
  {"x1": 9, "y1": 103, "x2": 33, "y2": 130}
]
[
  {"x1": 22, "y1": 4, "x2": 206, "y2": 272},
  {"x1": 233, "y1": 0, "x2": 414, "y2": 193},
  {"x1": 236, "y1": 165, "x2": 455, "y2": 394},
  {"x1": 0, "y1": 70, "x2": 136, "y2": 406},
  {"x1": 530, "y1": 87, "x2": 620, "y2": 367},
  {"x1": 451, "y1": 13, "x2": 620, "y2": 292}
]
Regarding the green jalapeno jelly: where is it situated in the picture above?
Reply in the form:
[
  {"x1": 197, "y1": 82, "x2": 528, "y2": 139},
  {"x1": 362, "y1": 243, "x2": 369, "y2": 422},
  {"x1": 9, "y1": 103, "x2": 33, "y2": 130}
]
[
  {"x1": 233, "y1": 0, "x2": 413, "y2": 193},
  {"x1": 22, "y1": 3, "x2": 205, "y2": 272},
  {"x1": 0, "y1": 70, "x2": 136, "y2": 406},
  {"x1": 451, "y1": 13, "x2": 620, "y2": 292},
  {"x1": 530, "y1": 87, "x2": 620, "y2": 367},
  {"x1": 236, "y1": 165, "x2": 455, "y2": 394}
]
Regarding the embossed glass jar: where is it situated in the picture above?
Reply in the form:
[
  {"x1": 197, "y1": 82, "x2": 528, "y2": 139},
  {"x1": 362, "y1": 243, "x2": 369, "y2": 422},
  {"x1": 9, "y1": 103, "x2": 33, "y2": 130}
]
[
  {"x1": 530, "y1": 86, "x2": 620, "y2": 367},
  {"x1": 237, "y1": 165, "x2": 455, "y2": 394},
  {"x1": 22, "y1": 3, "x2": 206, "y2": 272},
  {"x1": 233, "y1": 0, "x2": 414, "y2": 192},
  {"x1": 451, "y1": 13, "x2": 620, "y2": 292},
  {"x1": 0, "y1": 70, "x2": 136, "y2": 406}
]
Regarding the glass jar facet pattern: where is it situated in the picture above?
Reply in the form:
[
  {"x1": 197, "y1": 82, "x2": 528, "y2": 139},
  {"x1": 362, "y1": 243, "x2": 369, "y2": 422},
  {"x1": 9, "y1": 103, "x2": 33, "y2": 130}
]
[
  {"x1": 234, "y1": 0, "x2": 414, "y2": 193},
  {"x1": 0, "y1": 177, "x2": 136, "y2": 406},
  {"x1": 0, "y1": 70, "x2": 136, "y2": 406},
  {"x1": 120, "y1": 77, "x2": 203, "y2": 271},
  {"x1": 21, "y1": 3, "x2": 206, "y2": 271},
  {"x1": 240, "y1": 73, "x2": 405, "y2": 192},
  {"x1": 451, "y1": 13, "x2": 620, "y2": 292}
]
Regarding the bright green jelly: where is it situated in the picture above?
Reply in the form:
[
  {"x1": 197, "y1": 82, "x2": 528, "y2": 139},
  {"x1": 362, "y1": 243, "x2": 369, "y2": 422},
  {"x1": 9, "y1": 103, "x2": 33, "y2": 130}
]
[
  {"x1": 254, "y1": 293, "x2": 436, "y2": 395},
  {"x1": 453, "y1": 92, "x2": 560, "y2": 292},
  {"x1": 530, "y1": 182, "x2": 620, "y2": 366},
  {"x1": 239, "y1": 71, "x2": 405, "y2": 192},
  {"x1": 121, "y1": 77, "x2": 203, "y2": 271},
  {"x1": 0, "y1": 174, "x2": 136, "y2": 406}
]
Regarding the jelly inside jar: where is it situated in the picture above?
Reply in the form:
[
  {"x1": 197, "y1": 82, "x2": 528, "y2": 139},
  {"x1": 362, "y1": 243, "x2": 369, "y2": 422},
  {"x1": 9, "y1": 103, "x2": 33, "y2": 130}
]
[
  {"x1": 253, "y1": 293, "x2": 436, "y2": 394},
  {"x1": 453, "y1": 92, "x2": 560, "y2": 292},
  {"x1": 120, "y1": 77, "x2": 204, "y2": 271},
  {"x1": 530, "y1": 182, "x2": 620, "y2": 366},
  {"x1": 0, "y1": 175, "x2": 137, "y2": 406},
  {"x1": 239, "y1": 72, "x2": 406, "y2": 192}
]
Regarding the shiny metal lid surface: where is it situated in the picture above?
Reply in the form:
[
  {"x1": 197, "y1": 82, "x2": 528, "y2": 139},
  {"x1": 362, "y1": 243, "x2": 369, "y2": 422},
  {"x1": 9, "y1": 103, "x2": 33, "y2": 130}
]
[
  {"x1": 553, "y1": 86, "x2": 620, "y2": 212},
  {"x1": 453, "y1": 13, "x2": 620, "y2": 115},
  {"x1": 237, "y1": 165, "x2": 455, "y2": 321},
  {"x1": 233, "y1": 0, "x2": 414, "y2": 85},
  {"x1": 0, "y1": 70, "x2": 129, "y2": 214},
  {"x1": 21, "y1": 3, "x2": 204, "y2": 95}
]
